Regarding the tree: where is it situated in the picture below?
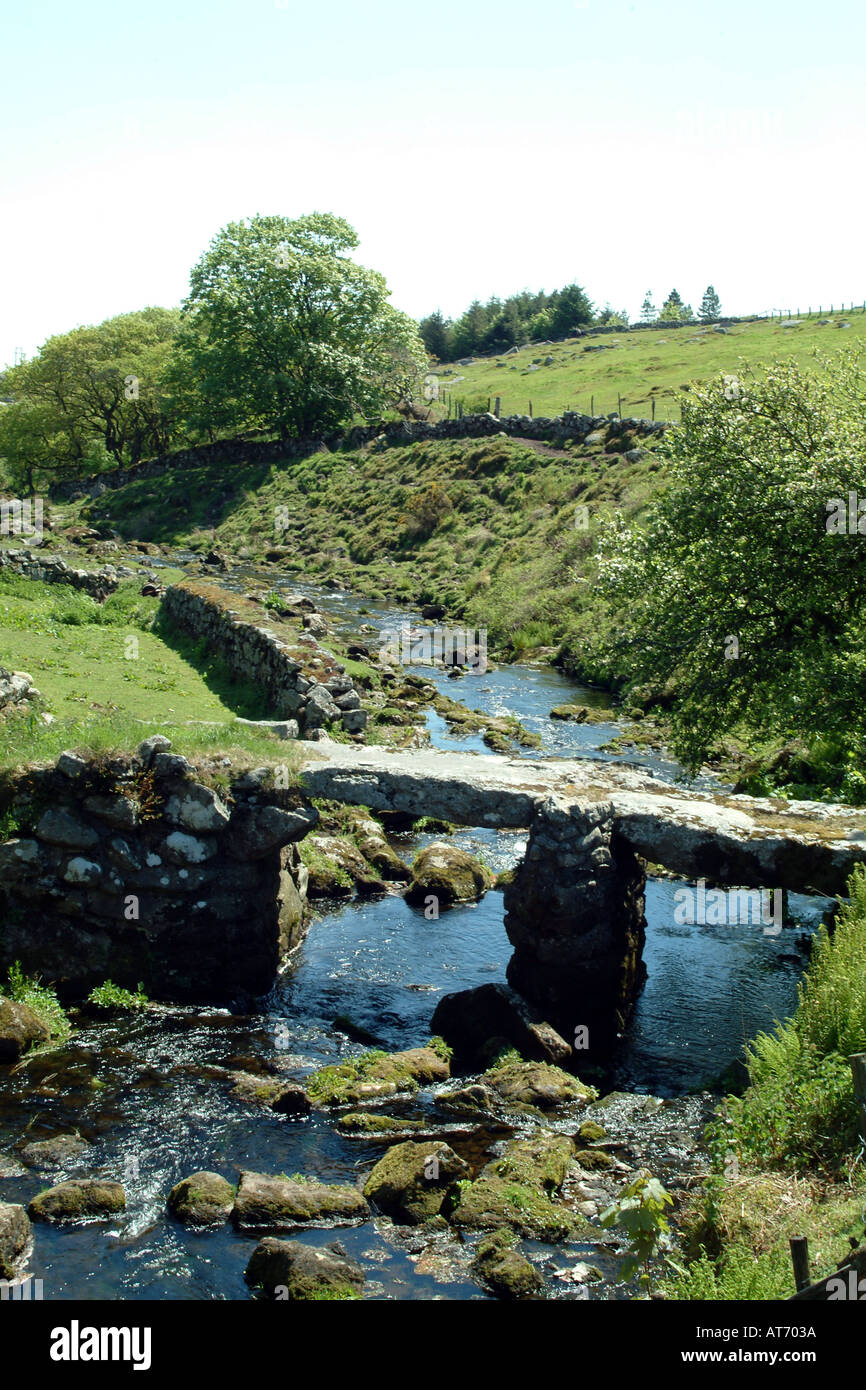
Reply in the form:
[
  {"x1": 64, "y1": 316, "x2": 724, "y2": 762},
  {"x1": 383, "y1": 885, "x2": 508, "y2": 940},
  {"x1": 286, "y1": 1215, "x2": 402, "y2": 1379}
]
[
  {"x1": 594, "y1": 349, "x2": 866, "y2": 774},
  {"x1": 700, "y1": 285, "x2": 722, "y2": 322},
  {"x1": 547, "y1": 283, "x2": 594, "y2": 339},
  {"x1": 0, "y1": 308, "x2": 182, "y2": 488},
  {"x1": 174, "y1": 213, "x2": 427, "y2": 441},
  {"x1": 659, "y1": 289, "x2": 687, "y2": 322},
  {"x1": 597, "y1": 304, "x2": 630, "y2": 327},
  {"x1": 418, "y1": 310, "x2": 451, "y2": 362},
  {"x1": 640, "y1": 291, "x2": 656, "y2": 324}
]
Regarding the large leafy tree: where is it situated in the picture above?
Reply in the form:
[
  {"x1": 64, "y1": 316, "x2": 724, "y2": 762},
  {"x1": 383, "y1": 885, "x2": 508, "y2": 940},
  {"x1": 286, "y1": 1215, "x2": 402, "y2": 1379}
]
[
  {"x1": 593, "y1": 349, "x2": 866, "y2": 772},
  {"x1": 0, "y1": 308, "x2": 181, "y2": 489},
  {"x1": 173, "y1": 213, "x2": 426, "y2": 440}
]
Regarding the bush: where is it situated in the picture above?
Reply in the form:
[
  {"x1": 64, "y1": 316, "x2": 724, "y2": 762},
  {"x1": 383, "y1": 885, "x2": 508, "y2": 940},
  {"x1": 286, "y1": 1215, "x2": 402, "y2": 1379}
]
[{"x1": 718, "y1": 865, "x2": 866, "y2": 1172}]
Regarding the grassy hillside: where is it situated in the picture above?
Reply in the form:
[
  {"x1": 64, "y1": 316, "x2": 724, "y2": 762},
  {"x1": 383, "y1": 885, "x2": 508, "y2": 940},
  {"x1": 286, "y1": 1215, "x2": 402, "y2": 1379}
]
[
  {"x1": 75, "y1": 426, "x2": 658, "y2": 665},
  {"x1": 430, "y1": 311, "x2": 866, "y2": 421}
]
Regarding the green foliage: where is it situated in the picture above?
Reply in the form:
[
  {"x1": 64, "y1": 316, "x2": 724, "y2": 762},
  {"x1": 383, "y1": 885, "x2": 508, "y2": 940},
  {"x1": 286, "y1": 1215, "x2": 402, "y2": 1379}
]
[
  {"x1": 0, "y1": 307, "x2": 182, "y2": 489},
  {"x1": 717, "y1": 865, "x2": 866, "y2": 1172},
  {"x1": 599, "y1": 1169, "x2": 674, "y2": 1289},
  {"x1": 662, "y1": 1241, "x2": 791, "y2": 1300},
  {"x1": 85, "y1": 979, "x2": 149, "y2": 1013},
  {"x1": 426, "y1": 1035, "x2": 453, "y2": 1062},
  {"x1": 173, "y1": 212, "x2": 427, "y2": 441},
  {"x1": 594, "y1": 348, "x2": 866, "y2": 773},
  {"x1": 1, "y1": 961, "x2": 70, "y2": 1045}
]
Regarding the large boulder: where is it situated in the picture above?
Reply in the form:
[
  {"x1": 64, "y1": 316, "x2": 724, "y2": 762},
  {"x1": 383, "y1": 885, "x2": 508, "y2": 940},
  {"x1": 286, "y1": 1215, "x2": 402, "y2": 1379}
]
[
  {"x1": 0, "y1": 998, "x2": 50, "y2": 1062},
  {"x1": 303, "y1": 835, "x2": 385, "y2": 897},
  {"x1": 232, "y1": 1171, "x2": 368, "y2": 1230},
  {"x1": 28, "y1": 1179, "x2": 126, "y2": 1224},
  {"x1": 167, "y1": 1172, "x2": 235, "y2": 1228},
  {"x1": 363, "y1": 1140, "x2": 469, "y2": 1224},
  {"x1": 403, "y1": 842, "x2": 494, "y2": 906},
  {"x1": 245, "y1": 1237, "x2": 364, "y2": 1300},
  {"x1": 0, "y1": 1203, "x2": 31, "y2": 1279},
  {"x1": 431, "y1": 983, "x2": 572, "y2": 1069}
]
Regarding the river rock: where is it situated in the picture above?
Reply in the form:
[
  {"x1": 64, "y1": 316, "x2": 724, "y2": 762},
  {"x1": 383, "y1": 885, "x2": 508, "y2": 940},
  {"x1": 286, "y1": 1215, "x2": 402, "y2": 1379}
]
[
  {"x1": 363, "y1": 1140, "x2": 469, "y2": 1223},
  {"x1": 483, "y1": 1058, "x2": 596, "y2": 1112},
  {"x1": 28, "y1": 1179, "x2": 126, "y2": 1224},
  {"x1": 0, "y1": 997, "x2": 50, "y2": 1062},
  {"x1": 431, "y1": 982, "x2": 572, "y2": 1068},
  {"x1": 244, "y1": 1237, "x2": 364, "y2": 1300},
  {"x1": 449, "y1": 1132, "x2": 578, "y2": 1240},
  {"x1": 167, "y1": 1171, "x2": 235, "y2": 1227},
  {"x1": 232, "y1": 1171, "x2": 368, "y2": 1229},
  {"x1": 303, "y1": 834, "x2": 386, "y2": 896},
  {"x1": 230, "y1": 1072, "x2": 312, "y2": 1116},
  {"x1": 18, "y1": 1133, "x2": 92, "y2": 1171},
  {"x1": 403, "y1": 841, "x2": 493, "y2": 906},
  {"x1": 471, "y1": 1229, "x2": 543, "y2": 1298},
  {"x1": 0, "y1": 1202, "x2": 32, "y2": 1278}
]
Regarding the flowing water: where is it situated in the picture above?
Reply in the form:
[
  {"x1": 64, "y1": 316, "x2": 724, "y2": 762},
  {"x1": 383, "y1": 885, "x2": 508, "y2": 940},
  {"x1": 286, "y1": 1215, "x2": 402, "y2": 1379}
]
[{"x1": 0, "y1": 563, "x2": 832, "y2": 1299}]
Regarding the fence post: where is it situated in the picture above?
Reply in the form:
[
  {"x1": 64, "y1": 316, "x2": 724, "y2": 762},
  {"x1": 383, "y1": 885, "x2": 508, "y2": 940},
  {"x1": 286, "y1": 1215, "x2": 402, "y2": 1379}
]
[
  {"x1": 651, "y1": 396, "x2": 655, "y2": 421},
  {"x1": 494, "y1": 396, "x2": 501, "y2": 418},
  {"x1": 789, "y1": 1236, "x2": 810, "y2": 1293},
  {"x1": 618, "y1": 393, "x2": 622, "y2": 417},
  {"x1": 590, "y1": 394, "x2": 594, "y2": 415},
  {"x1": 487, "y1": 397, "x2": 490, "y2": 413},
  {"x1": 529, "y1": 400, "x2": 533, "y2": 417}
]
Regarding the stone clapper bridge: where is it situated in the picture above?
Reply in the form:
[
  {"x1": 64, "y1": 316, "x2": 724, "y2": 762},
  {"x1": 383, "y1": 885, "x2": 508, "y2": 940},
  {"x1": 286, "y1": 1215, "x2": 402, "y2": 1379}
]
[{"x1": 300, "y1": 744, "x2": 866, "y2": 1049}]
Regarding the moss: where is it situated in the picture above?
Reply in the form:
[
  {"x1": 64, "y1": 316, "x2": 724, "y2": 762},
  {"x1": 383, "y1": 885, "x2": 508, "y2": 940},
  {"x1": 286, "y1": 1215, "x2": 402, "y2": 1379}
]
[
  {"x1": 577, "y1": 1120, "x2": 607, "y2": 1143},
  {"x1": 482, "y1": 1059, "x2": 596, "y2": 1113},
  {"x1": 574, "y1": 1147, "x2": 615, "y2": 1170},
  {"x1": 305, "y1": 1045, "x2": 448, "y2": 1108},
  {"x1": 449, "y1": 1132, "x2": 580, "y2": 1241}
]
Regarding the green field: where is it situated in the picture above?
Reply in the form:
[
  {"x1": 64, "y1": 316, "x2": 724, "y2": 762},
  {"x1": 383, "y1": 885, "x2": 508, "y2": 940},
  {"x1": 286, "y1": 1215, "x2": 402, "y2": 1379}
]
[{"x1": 431, "y1": 310, "x2": 866, "y2": 422}]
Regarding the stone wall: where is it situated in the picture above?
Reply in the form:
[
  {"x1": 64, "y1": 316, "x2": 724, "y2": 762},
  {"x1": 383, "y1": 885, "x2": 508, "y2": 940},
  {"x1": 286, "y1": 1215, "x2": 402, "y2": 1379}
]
[
  {"x1": 160, "y1": 581, "x2": 367, "y2": 738},
  {"x1": 0, "y1": 739, "x2": 316, "y2": 1003},
  {"x1": 0, "y1": 548, "x2": 120, "y2": 596},
  {"x1": 502, "y1": 795, "x2": 647, "y2": 1050},
  {"x1": 0, "y1": 665, "x2": 35, "y2": 714},
  {"x1": 50, "y1": 411, "x2": 667, "y2": 501}
]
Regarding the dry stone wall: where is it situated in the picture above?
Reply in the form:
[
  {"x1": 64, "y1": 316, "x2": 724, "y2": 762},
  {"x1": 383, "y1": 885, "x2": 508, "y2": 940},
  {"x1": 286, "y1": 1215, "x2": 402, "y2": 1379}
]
[
  {"x1": 0, "y1": 739, "x2": 317, "y2": 1002},
  {"x1": 160, "y1": 581, "x2": 367, "y2": 737},
  {"x1": 0, "y1": 548, "x2": 120, "y2": 596}
]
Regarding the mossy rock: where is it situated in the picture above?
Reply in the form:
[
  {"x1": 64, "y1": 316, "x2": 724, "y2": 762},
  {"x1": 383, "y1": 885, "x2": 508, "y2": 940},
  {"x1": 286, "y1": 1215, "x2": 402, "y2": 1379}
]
[
  {"x1": 232, "y1": 1171, "x2": 368, "y2": 1229},
  {"x1": 230, "y1": 1072, "x2": 311, "y2": 1116},
  {"x1": 0, "y1": 1202, "x2": 31, "y2": 1279},
  {"x1": 28, "y1": 1179, "x2": 126, "y2": 1225},
  {"x1": 363, "y1": 1140, "x2": 469, "y2": 1224},
  {"x1": 574, "y1": 1147, "x2": 615, "y2": 1171},
  {"x1": 245, "y1": 1237, "x2": 364, "y2": 1300},
  {"x1": 0, "y1": 997, "x2": 51, "y2": 1062},
  {"x1": 472, "y1": 1229, "x2": 543, "y2": 1299},
  {"x1": 448, "y1": 1132, "x2": 580, "y2": 1241},
  {"x1": 336, "y1": 1113, "x2": 427, "y2": 1137},
  {"x1": 167, "y1": 1171, "x2": 235, "y2": 1228},
  {"x1": 18, "y1": 1133, "x2": 92, "y2": 1171},
  {"x1": 483, "y1": 1060, "x2": 596, "y2": 1113},
  {"x1": 404, "y1": 842, "x2": 494, "y2": 906},
  {"x1": 550, "y1": 704, "x2": 588, "y2": 722},
  {"x1": 577, "y1": 1120, "x2": 607, "y2": 1143},
  {"x1": 306, "y1": 1046, "x2": 449, "y2": 1108},
  {"x1": 449, "y1": 1174, "x2": 578, "y2": 1241}
]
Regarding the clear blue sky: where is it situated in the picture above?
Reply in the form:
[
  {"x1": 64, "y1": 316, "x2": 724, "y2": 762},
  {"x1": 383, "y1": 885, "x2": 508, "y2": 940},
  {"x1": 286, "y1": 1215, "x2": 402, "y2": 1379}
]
[{"x1": 3, "y1": 0, "x2": 864, "y2": 367}]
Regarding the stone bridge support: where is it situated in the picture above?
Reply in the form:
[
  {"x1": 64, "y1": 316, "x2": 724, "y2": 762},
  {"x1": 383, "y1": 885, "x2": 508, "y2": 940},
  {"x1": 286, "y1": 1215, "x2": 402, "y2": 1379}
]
[{"x1": 503, "y1": 796, "x2": 647, "y2": 1051}]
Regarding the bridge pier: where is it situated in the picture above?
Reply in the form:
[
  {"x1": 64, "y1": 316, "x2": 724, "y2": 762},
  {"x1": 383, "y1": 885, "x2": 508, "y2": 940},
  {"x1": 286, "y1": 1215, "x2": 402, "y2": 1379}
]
[{"x1": 503, "y1": 796, "x2": 647, "y2": 1052}]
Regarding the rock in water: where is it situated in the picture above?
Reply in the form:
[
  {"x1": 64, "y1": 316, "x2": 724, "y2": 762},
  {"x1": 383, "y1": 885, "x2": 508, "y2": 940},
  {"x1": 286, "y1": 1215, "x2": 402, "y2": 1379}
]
[
  {"x1": 0, "y1": 998, "x2": 51, "y2": 1062},
  {"x1": 167, "y1": 1172, "x2": 235, "y2": 1228},
  {"x1": 363, "y1": 1140, "x2": 469, "y2": 1223},
  {"x1": 403, "y1": 841, "x2": 493, "y2": 905},
  {"x1": 28, "y1": 1180, "x2": 126, "y2": 1224},
  {"x1": 245, "y1": 1237, "x2": 364, "y2": 1300},
  {"x1": 0, "y1": 1202, "x2": 32, "y2": 1278}
]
